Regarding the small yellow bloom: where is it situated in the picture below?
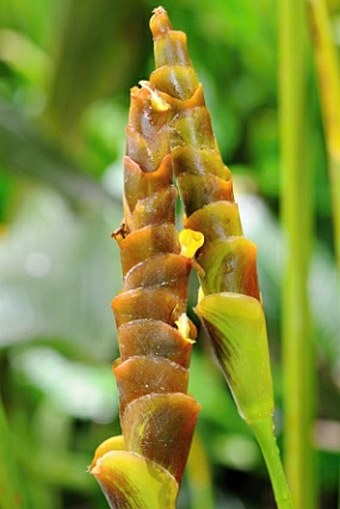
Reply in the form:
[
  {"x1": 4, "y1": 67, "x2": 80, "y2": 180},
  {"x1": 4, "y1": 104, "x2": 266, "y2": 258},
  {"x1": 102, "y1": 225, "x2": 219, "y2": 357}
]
[
  {"x1": 175, "y1": 313, "x2": 195, "y2": 343},
  {"x1": 139, "y1": 80, "x2": 170, "y2": 112},
  {"x1": 179, "y1": 229, "x2": 204, "y2": 258}
]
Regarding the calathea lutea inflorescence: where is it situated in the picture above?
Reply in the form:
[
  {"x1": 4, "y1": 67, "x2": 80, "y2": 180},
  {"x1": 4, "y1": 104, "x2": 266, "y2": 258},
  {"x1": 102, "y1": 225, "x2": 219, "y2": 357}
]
[
  {"x1": 91, "y1": 7, "x2": 293, "y2": 509},
  {"x1": 90, "y1": 35, "x2": 202, "y2": 509}
]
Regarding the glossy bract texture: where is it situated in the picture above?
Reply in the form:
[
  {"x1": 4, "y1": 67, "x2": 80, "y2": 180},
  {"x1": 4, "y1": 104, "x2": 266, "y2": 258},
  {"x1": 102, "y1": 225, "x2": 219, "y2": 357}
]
[
  {"x1": 149, "y1": 6, "x2": 273, "y2": 424},
  {"x1": 91, "y1": 29, "x2": 200, "y2": 508}
]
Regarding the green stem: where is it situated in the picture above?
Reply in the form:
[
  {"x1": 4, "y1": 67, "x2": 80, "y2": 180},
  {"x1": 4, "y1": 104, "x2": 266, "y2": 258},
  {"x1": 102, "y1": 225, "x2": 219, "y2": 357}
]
[
  {"x1": 279, "y1": 0, "x2": 316, "y2": 508},
  {"x1": 330, "y1": 157, "x2": 340, "y2": 274},
  {"x1": 251, "y1": 418, "x2": 293, "y2": 509},
  {"x1": 309, "y1": 0, "x2": 340, "y2": 274},
  {"x1": 0, "y1": 395, "x2": 24, "y2": 509}
]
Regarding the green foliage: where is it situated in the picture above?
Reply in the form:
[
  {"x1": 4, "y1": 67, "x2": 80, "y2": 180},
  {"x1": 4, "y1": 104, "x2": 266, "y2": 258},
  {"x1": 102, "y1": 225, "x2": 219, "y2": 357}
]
[{"x1": 0, "y1": 1, "x2": 339, "y2": 508}]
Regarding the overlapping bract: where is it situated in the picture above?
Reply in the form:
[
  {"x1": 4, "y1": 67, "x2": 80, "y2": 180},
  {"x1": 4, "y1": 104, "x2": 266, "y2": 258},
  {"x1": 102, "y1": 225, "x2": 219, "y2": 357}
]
[
  {"x1": 149, "y1": 7, "x2": 274, "y2": 426},
  {"x1": 146, "y1": 10, "x2": 292, "y2": 509},
  {"x1": 91, "y1": 71, "x2": 200, "y2": 508}
]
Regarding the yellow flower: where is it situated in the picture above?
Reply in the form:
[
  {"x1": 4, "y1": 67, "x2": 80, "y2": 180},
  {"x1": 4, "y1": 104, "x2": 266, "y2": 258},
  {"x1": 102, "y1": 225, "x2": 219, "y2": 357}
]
[
  {"x1": 175, "y1": 313, "x2": 195, "y2": 343},
  {"x1": 139, "y1": 80, "x2": 170, "y2": 112},
  {"x1": 179, "y1": 229, "x2": 204, "y2": 258}
]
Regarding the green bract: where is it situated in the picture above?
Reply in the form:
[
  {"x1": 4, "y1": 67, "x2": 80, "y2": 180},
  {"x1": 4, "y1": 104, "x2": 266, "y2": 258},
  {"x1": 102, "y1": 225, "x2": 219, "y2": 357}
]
[{"x1": 196, "y1": 293, "x2": 274, "y2": 424}]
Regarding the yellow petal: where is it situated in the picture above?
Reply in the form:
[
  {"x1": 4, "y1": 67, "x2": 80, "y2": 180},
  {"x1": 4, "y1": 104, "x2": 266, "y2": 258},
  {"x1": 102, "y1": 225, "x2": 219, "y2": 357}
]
[
  {"x1": 179, "y1": 228, "x2": 204, "y2": 258},
  {"x1": 175, "y1": 313, "x2": 194, "y2": 343},
  {"x1": 139, "y1": 80, "x2": 170, "y2": 112}
]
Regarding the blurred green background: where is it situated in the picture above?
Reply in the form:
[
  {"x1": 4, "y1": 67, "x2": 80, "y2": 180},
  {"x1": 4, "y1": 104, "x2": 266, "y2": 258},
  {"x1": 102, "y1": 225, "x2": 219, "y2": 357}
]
[{"x1": 0, "y1": 0, "x2": 339, "y2": 508}]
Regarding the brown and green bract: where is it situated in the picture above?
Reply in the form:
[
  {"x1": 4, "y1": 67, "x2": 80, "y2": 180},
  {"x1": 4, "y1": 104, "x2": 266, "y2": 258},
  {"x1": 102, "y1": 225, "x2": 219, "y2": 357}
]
[{"x1": 91, "y1": 50, "x2": 200, "y2": 509}]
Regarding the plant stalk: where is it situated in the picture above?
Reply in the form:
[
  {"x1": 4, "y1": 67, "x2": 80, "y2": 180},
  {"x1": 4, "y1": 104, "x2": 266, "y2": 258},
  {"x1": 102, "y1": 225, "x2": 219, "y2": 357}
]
[
  {"x1": 309, "y1": 0, "x2": 340, "y2": 274},
  {"x1": 279, "y1": 0, "x2": 316, "y2": 508},
  {"x1": 251, "y1": 417, "x2": 293, "y2": 509},
  {"x1": 0, "y1": 395, "x2": 24, "y2": 509}
]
